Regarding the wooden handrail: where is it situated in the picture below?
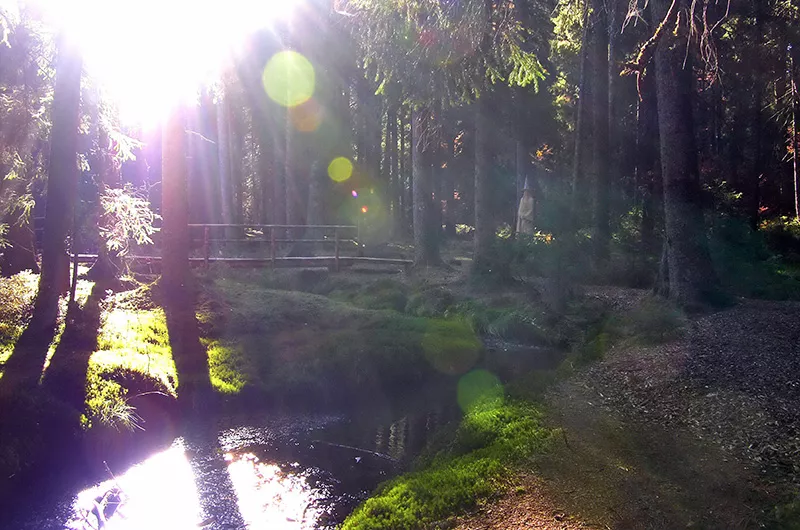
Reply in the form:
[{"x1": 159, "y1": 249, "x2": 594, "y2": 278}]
[{"x1": 187, "y1": 223, "x2": 357, "y2": 230}]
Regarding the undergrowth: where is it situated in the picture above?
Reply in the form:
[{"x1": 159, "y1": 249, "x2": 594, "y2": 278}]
[{"x1": 342, "y1": 399, "x2": 554, "y2": 530}]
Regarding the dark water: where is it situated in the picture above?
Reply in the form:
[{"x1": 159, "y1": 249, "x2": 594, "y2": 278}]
[
  {"x1": 1, "y1": 345, "x2": 563, "y2": 530},
  {"x1": 1, "y1": 388, "x2": 460, "y2": 530}
]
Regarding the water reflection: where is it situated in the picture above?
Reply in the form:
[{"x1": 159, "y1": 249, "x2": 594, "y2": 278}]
[
  {"x1": 226, "y1": 452, "x2": 328, "y2": 529},
  {"x1": 65, "y1": 440, "x2": 201, "y2": 529}
]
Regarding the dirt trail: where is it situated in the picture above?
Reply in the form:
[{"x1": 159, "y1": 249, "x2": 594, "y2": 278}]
[{"x1": 455, "y1": 297, "x2": 799, "y2": 529}]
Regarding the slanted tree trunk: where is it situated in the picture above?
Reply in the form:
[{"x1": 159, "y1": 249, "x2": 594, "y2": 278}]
[
  {"x1": 652, "y1": 0, "x2": 720, "y2": 308},
  {"x1": 412, "y1": 107, "x2": 440, "y2": 266},
  {"x1": 0, "y1": 37, "x2": 82, "y2": 391},
  {"x1": 592, "y1": 0, "x2": 611, "y2": 261},
  {"x1": 473, "y1": 95, "x2": 494, "y2": 271}
]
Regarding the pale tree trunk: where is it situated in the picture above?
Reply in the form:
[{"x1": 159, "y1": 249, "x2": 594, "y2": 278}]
[
  {"x1": 592, "y1": 0, "x2": 611, "y2": 261},
  {"x1": 1, "y1": 36, "x2": 82, "y2": 391},
  {"x1": 473, "y1": 95, "x2": 494, "y2": 271},
  {"x1": 652, "y1": 0, "x2": 720, "y2": 308},
  {"x1": 412, "y1": 107, "x2": 440, "y2": 266}
]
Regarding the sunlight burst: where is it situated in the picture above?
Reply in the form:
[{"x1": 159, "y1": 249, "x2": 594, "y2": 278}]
[{"x1": 28, "y1": 0, "x2": 298, "y2": 126}]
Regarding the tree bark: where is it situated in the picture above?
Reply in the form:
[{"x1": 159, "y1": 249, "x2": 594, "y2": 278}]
[
  {"x1": 161, "y1": 105, "x2": 190, "y2": 294},
  {"x1": 637, "y1": 68, "x2": 661, "y2": 257},
  {"x1": 652, "y1": 0, "x2": 720, "y2": 308},
  {"x1": 473, "y1": 95, "x2": 494, "y2": 271},
  {"x1": 571, "y1": 0, "x2": 592, "y2": 215},
  {"x1": 592, "y1": 0, "x2": 611, "y2": 261},
  {"x1": 87, "y1": 125, "x2": 122, "y2": 281},
  {"x1": 791, "y1": 48, "x2": 799, "y2": 220},
  {"x1": 412, "y1": 107, "x2": 440, "y2": 266},
  {"x1": 217, "y1": 93, "x2": 235, "y2": 228},
  {"x1": 0, "y1": 36, "x2": 82, "y2": 391}
]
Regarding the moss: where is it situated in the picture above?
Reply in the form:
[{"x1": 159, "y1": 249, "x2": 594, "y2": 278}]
[
  {"x1": 84, "y1": 290, "x2": 178, "y2": 429},
  {"x1": 342, "y1": 400, "x2": 553, "y2": 529},
  {"x1": 199, "y1": 277, "x2": 481, "y2": 400}
]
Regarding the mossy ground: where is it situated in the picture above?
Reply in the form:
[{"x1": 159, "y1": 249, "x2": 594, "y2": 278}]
[{"x1": 341, "y1": 399, "x2": 555, "y2": 530}]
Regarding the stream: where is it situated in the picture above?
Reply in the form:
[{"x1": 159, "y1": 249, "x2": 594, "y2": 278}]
[{"x1": 1, "y1": 342, "x2": 563, "y2": 530}]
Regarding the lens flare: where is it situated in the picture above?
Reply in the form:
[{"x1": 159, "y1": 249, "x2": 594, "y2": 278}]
[
  {"x1": 361, "y1": 206, "x2": 369, "y2": 213},
  {"x1": 263, "y1": 50, "x2": 315, "y2": 108},
  {"x1": 288, "y1": 98, "x2": 323, "y2": 132},
  {"x1": 327, "y1": 157, "x2": 353, "y2": 182}
]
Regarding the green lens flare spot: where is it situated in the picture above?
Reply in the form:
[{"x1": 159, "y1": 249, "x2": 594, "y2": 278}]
[
  {"x1": 328, "y1": 157, "x2": 353, "y2": 182},
  {"x1": 457, "y1": 370, "x2": 503, "y2": 412},
  {"x1": 262, "y1": 51, "x2": 315, "y2": 108}
]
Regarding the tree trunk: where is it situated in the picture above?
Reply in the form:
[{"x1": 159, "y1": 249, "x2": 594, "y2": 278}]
[
  {"x1": 592, "y1": 0, "x2": 611, "y2": 261},
  {"x1": 0, "y1": 37, "x2": 82, "y2": 391},
  {"x1": 217, "y1": 93, "x2": 235, "y2": 228},
  {"x1": 637, "y1": 69, "x2": 660, "y2": 257},
  {"x1": 473, "y1": 96, "x2": 494, "y2": 271},
  {"x1": 571, "y1": 0, "x2": 592, "y2": 214},
  {"x1": 748, "y1": 0, "x2": 764, "y2": 231},
  {"x1": 161, "y1": 105, "x2": 190, "y2": 293},
  {"x1": 412, "y1": 107, "x2": 440, "y2": 266},
  {"x1": 652, "y1": 0, "x2": 720, "y2": 308},
  {"x1": 791, "y1": 48, "x2": 799, "y2": 220},
  {"x1": 87, "y1": 125, "x2": 122, "y2": 281}
]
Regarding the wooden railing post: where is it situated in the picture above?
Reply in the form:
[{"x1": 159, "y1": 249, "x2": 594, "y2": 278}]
[
  {"x1": 270, "y1": 226, "x2": 276, "y2": 269},
  {"x1": 203, "y1": 226, "x2": 210, "y2": 269},
  {"x1": 334, "y1": 227, "x2": 340, "y2": 272}
]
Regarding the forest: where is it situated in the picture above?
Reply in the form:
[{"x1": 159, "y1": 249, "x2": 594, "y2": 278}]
[{"x1": 1, "y1": 0, "x2": 800, "y2": 528}]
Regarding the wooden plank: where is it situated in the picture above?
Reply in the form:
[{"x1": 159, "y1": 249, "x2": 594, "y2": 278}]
[{"x1": 204, "y1": 238, "x2": 357, "y2": 244}]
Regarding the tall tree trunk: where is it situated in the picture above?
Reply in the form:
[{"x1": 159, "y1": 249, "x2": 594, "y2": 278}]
[
  {"x1": 0, "y1": 37, "x2": 82, "y2": 391},
  {"x1": 162, "y1": 106, "x2": 190, "y2": 293},
  {"x1": 652, "y1": 0, "x2": 720, "y2": 308},
  {"x1": 748, "y1": 0, "x2": 764, "y2": 230},
  {"x1": 473, "y1": 96, "x2": 494, "y2": 271},
  {"x1": 592, "y1": 0, "x2": 611, "y2": 261},
  {"x1": 412, "y1": 107, "x2": 440, "y2": 266},
  {"x1": 401, "y1": 108, "x2": 412, "y2": 237},
  {"x1": 217, "y1": 94, "x2": 235, "y2": 227},
  {"x1": 87, "y1": 125, "x2": 122, "y2": 281},
  {"x1": 637, "y1": 68, "x2": 661, "y2": 257},
  {"x1": 791, "y1": 47, "x2": 799, "y2": 220},
  {"x1": 571, "y1": 0, "x2": 592, "y2": 214}
]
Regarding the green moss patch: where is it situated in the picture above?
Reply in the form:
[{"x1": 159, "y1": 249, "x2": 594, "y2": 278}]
[
  {"x1": 342, "y1": 400, "x2": 554, "y2": 529},
  {"x1": 84, "y1": 287, "x2": 177, "y2": 429}
]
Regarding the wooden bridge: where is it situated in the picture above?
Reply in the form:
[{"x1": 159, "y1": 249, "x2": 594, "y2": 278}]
[{"x1": 75, "y1": 224, "x2": 412, "y2": 272}]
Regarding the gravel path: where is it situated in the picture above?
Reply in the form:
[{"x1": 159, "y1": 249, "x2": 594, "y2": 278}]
[{"x1": 456, "y1": 296, "x2": 800, "y2": 529}]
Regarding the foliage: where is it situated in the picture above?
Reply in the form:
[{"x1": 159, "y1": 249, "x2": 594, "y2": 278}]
[
  {"x1": 99, "y1": 183, "x2": 160, "y2": 256},
  {"x1": 0, "y1": 270, "x2": 37, "y2": 370},
  {"x1": 709, "y1": 216, "x2": 800, "y2": 300},
  {"x1": 342, "y1": 400, "x2": 553, "y2": 529}
]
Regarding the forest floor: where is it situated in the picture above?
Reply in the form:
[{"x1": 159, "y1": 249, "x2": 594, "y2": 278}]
[{"x1": 454, "y1": 291, "x2": 800, "y2": 529}]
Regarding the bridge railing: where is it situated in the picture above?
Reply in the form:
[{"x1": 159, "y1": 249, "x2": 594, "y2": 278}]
[{"x1": 188, "y1": 224, "x2": 359, "y2": 272}]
